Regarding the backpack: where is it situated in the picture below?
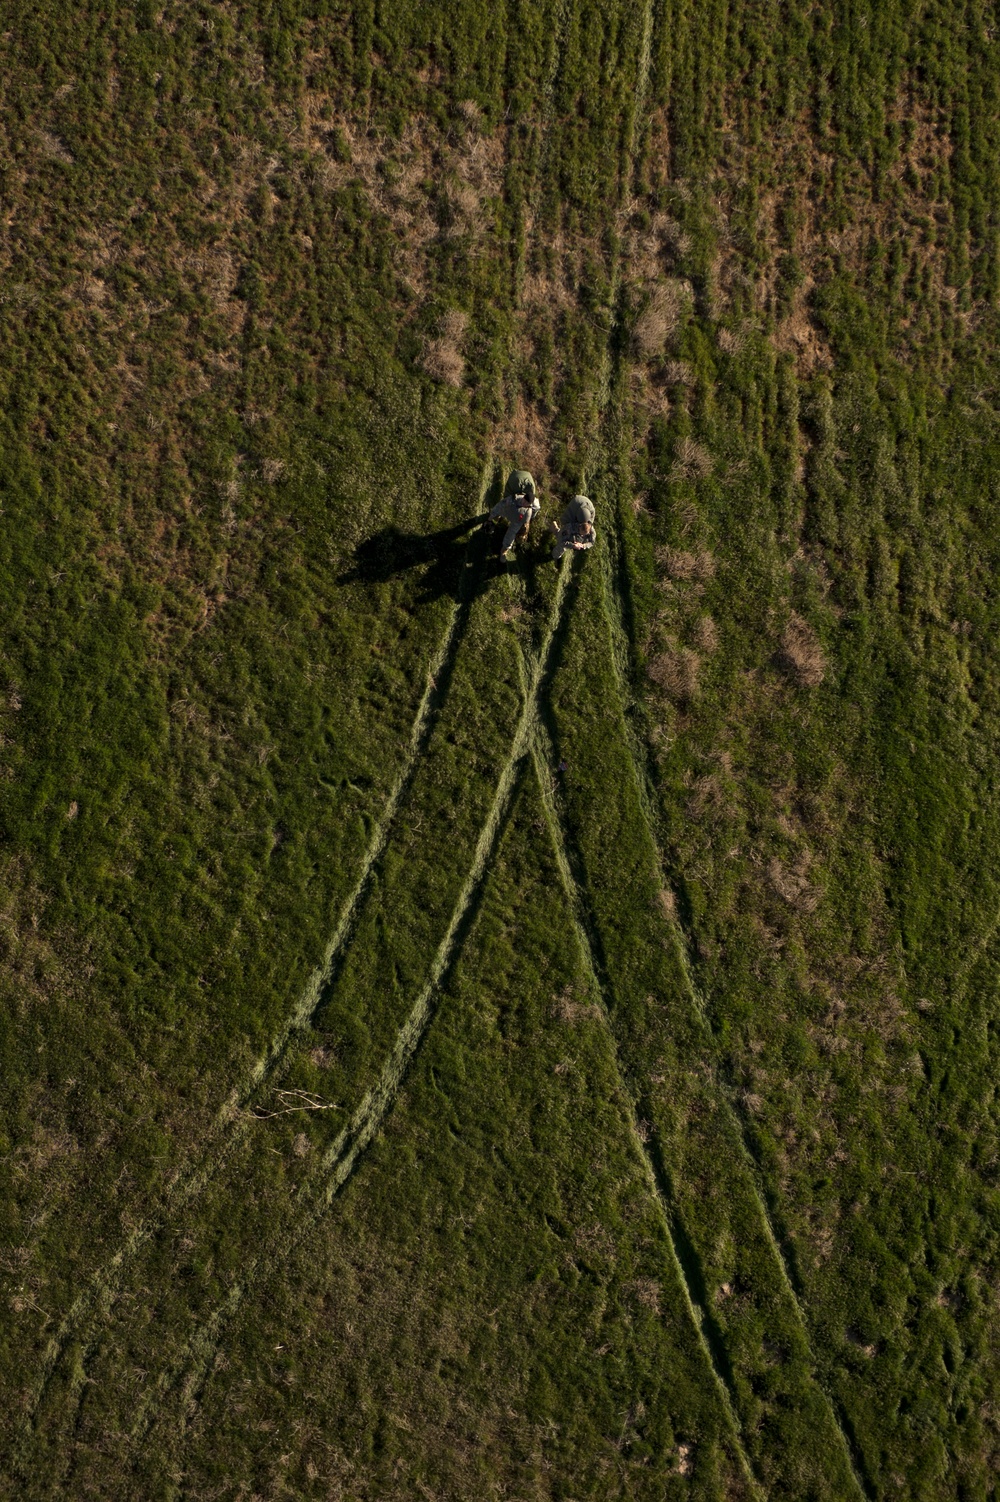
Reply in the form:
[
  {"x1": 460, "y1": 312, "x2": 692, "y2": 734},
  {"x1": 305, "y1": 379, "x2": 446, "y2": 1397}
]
[{"x1": 512, "y1": 478, "x2": 534, "y2": 520}]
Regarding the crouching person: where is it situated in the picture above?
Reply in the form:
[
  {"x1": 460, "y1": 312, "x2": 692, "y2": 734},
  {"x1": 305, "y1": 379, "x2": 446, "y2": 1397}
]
[
  {"x1": 490, "y1": 469, "x2": 540, "y2": 558},
  {"x1": 552, "y1": 495, "x2": 596, "y2": 560}
]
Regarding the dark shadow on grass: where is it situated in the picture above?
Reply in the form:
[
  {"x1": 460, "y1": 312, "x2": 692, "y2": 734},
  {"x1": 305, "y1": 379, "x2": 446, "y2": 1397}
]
[
  {"x1": 834, "y1": 1404, "x2": 878, "y2": 1502},
  {"x1": 338, "y1": 470, "x2": 558, "y2": 604},
  {"x1": 306, "y1": 500, "x2": 533, "y2": 1046},
  {"x1": 339, "y1": 472, "x2": 510, "y2": 603},
  {"x1": 339, "y1": 514, "x2": 497, "y2": 603}
]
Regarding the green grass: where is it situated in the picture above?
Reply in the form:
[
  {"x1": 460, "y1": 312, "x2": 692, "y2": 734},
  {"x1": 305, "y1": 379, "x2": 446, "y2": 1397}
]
[{"x1": 4, "y1": 0, "x2": 1000, "y2": 1496}]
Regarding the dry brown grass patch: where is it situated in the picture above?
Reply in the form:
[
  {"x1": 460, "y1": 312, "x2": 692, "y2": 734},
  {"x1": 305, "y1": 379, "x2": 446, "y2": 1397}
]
[
  {"x1": 669, "y1": 436, "x2": 713, "y2": 483},
  {"x1": 717, "y1": 325, "x2": 747, "y2": 356},
  {"x1": 34, "y1": 128, "x2": 73, "y2": 165},
  {"x1": 776, "y1": 612, "x2": 825, "y2": 687},
  {"x1": 648, "y1": 647, "x2": 700, "y2": 702},
  {"x1": 632, "y1": 280, "x2": 689, "y2": 358},
  {"x1": 631, "y1": 1278, "x2": 662, "y2": 1313},
  {"x1": 656, "y1": 546, "x2": 715, "y2": 582},
  {"x1": 551, "y1": 986, "x2": 599, "y2": 1024},
  {"x1": 522, "y1": 267, "x2": 576, "y2": 313},
  {"x1": 772, "y1": 282, "x2": 833, "y2": 376},
  {"x1": 692, "y1": 616, "x2": 718, "y2": 652},
  {"x1": 706, "y1": 89, "x2": 970, "y2": 362},
  {"x1": 767, "y1": 852, "x2": 820, "y2": 913},
  {"x1": 651, "y1": 212, "x2": 692, "y2": 258},
  {"x1": 302, "y1": 108, "x2": 503, "y2": 283},
  {"x1": 422, "y1": 310, "x2": 468, "y2": 387},
  {"x1": 489, "y1": 396, "x2": 552, "y2": 480},
  {"x1": 657, "y1": 888, "x2": 676, "y2": 919},
  {"x1": 627, "y1": 367, "x2": 671, "y2": 425},
  {"x1": 661, "y1": 359, "x2": 692, "y2": 386},
  {"x1": 685, "y1": 772, "x2": 727, "y2": 821}
]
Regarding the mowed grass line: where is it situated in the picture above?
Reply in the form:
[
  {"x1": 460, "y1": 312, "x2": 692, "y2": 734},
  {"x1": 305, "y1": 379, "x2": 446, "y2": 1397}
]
[
  {"x1": 11, "y1": 475, "x2": 494, "y2": 1482},
  {"x1": 21, "y1": 0, "x2": 588, "y2": 1455},
  {"x1": 525, "y1": 667, "x2": 763, "y2": 1501},
  {"x1": 121, "y1": 557, "x2": 575, "y2": 1457},
  {"x1": 34, "y1": 0, "x2": 586, "y2": 1435},
  {"x1": 592, "y1": 439, "x2": 870, "y2": 1500},
  {"x1": 36, "y1": 523, "x2": 526, "y2": 1497},
  {"x1": 20, "y1": 4, "x2": 692, "y2": 1487}
]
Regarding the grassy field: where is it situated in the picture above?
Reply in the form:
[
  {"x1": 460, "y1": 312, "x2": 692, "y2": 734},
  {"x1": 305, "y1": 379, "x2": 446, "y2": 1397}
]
[{"x1": 4, "y1": 0, "x2": 1000, "y2": 1496}]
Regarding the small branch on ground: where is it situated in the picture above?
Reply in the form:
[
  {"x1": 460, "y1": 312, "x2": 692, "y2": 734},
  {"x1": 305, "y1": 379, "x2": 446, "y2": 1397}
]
[{"x1": 250, "y1": 1089, "x2": 343, "y2": 1120}]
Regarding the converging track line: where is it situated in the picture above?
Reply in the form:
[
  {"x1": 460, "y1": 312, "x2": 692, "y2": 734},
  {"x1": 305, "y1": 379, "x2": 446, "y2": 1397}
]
[
  {"x1": 24, "y1": 11, "x2": 691, "y2": 1487},
  {"x1": 21, "y1": 10, "x2": 585, "y2": 1469},
  {"x1": 126, "y1": 559, "x2": 575, "y2": 1455},
  {"x1": 13, "y1": 472, "x2": 493, "y2": 1482},
  {"x1": 597, "y1": 463, "x2": 871, "y2": 1501},
  {"x1": 524, "y1": 649, "x2": 763, "y2": 1499}
]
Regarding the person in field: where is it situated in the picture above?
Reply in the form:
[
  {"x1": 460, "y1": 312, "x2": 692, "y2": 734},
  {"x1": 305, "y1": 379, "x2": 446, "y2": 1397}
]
[
  {"x1": 489, "y1": 468, "x2": 540, "y2": 558},
  {"x1": 552, "y1": 494, "x2": 596, "y2": 559}
]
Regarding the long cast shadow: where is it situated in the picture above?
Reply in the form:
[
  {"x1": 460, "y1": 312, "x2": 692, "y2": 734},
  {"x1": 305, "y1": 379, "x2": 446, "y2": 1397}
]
[
  {"x1": 338, "y1": 515, "x2": 484, "y2": 601},
  {"x1": 339, "y1": 472, "x2": 524, "y2": 605},
  {"x1": 340, "y1": 504, "x2": 520, "y2": 604}
]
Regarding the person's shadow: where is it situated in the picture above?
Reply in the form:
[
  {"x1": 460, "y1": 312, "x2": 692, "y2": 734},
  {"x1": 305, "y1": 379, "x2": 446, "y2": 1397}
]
[
  {"x1": 338, "y1": 513, "x2": 498, "y2": 603},
  {"x1": 339, "y1": 474, "x2": 520, "y2": 603}
]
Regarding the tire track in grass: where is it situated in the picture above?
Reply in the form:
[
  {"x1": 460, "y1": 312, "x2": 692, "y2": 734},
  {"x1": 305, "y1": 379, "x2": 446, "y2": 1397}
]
[
  {"x1": 125, "y1": 558, "x2": 574, "y2": 1454},
  {"x1": 509, "y1": 0, "x2": 869, "y2": 1444},
  {"x1": 594, "y1": 17, "x2": 868, "y2": 1475},
  {"x1": 596, "y1": 457, "x2": 872, "y2": 1500},
  {"x1": 616, "y1": 6, "x2": 871, "y2": 1477},
  {"x1": 30, "y1": 6, "x2": 579, "y2": 1473},
  {"x1": 168, "y1": 0, "x2": 708, "y2": 1481},
  {"x1": 522, "y1": 629, "x2": 763, "y2": 1501},
  {"x1": 35, "y1": 3, "x2": 650, "y2": 1476},
  {"x1": 13, "y1": 471, "x2": 493, "y2": 1480}
]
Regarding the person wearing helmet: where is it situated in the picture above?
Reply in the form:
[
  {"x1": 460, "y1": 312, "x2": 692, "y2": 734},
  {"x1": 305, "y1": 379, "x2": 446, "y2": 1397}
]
[
  {"x1": 552, "y1": 494, "x2": 596, "y2": 560},
  {"x1": 489, "y1": 468, "x2": 541, "y2": 559}
]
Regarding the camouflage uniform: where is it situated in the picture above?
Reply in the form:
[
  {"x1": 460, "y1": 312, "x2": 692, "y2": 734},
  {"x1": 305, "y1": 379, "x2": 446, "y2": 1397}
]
[
  {"x1": 490, "y1": 469, "x2": 540, "y2": 555},
  {"x1": 552, "y1": 495, "x2": 596, "y2": 560}
]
